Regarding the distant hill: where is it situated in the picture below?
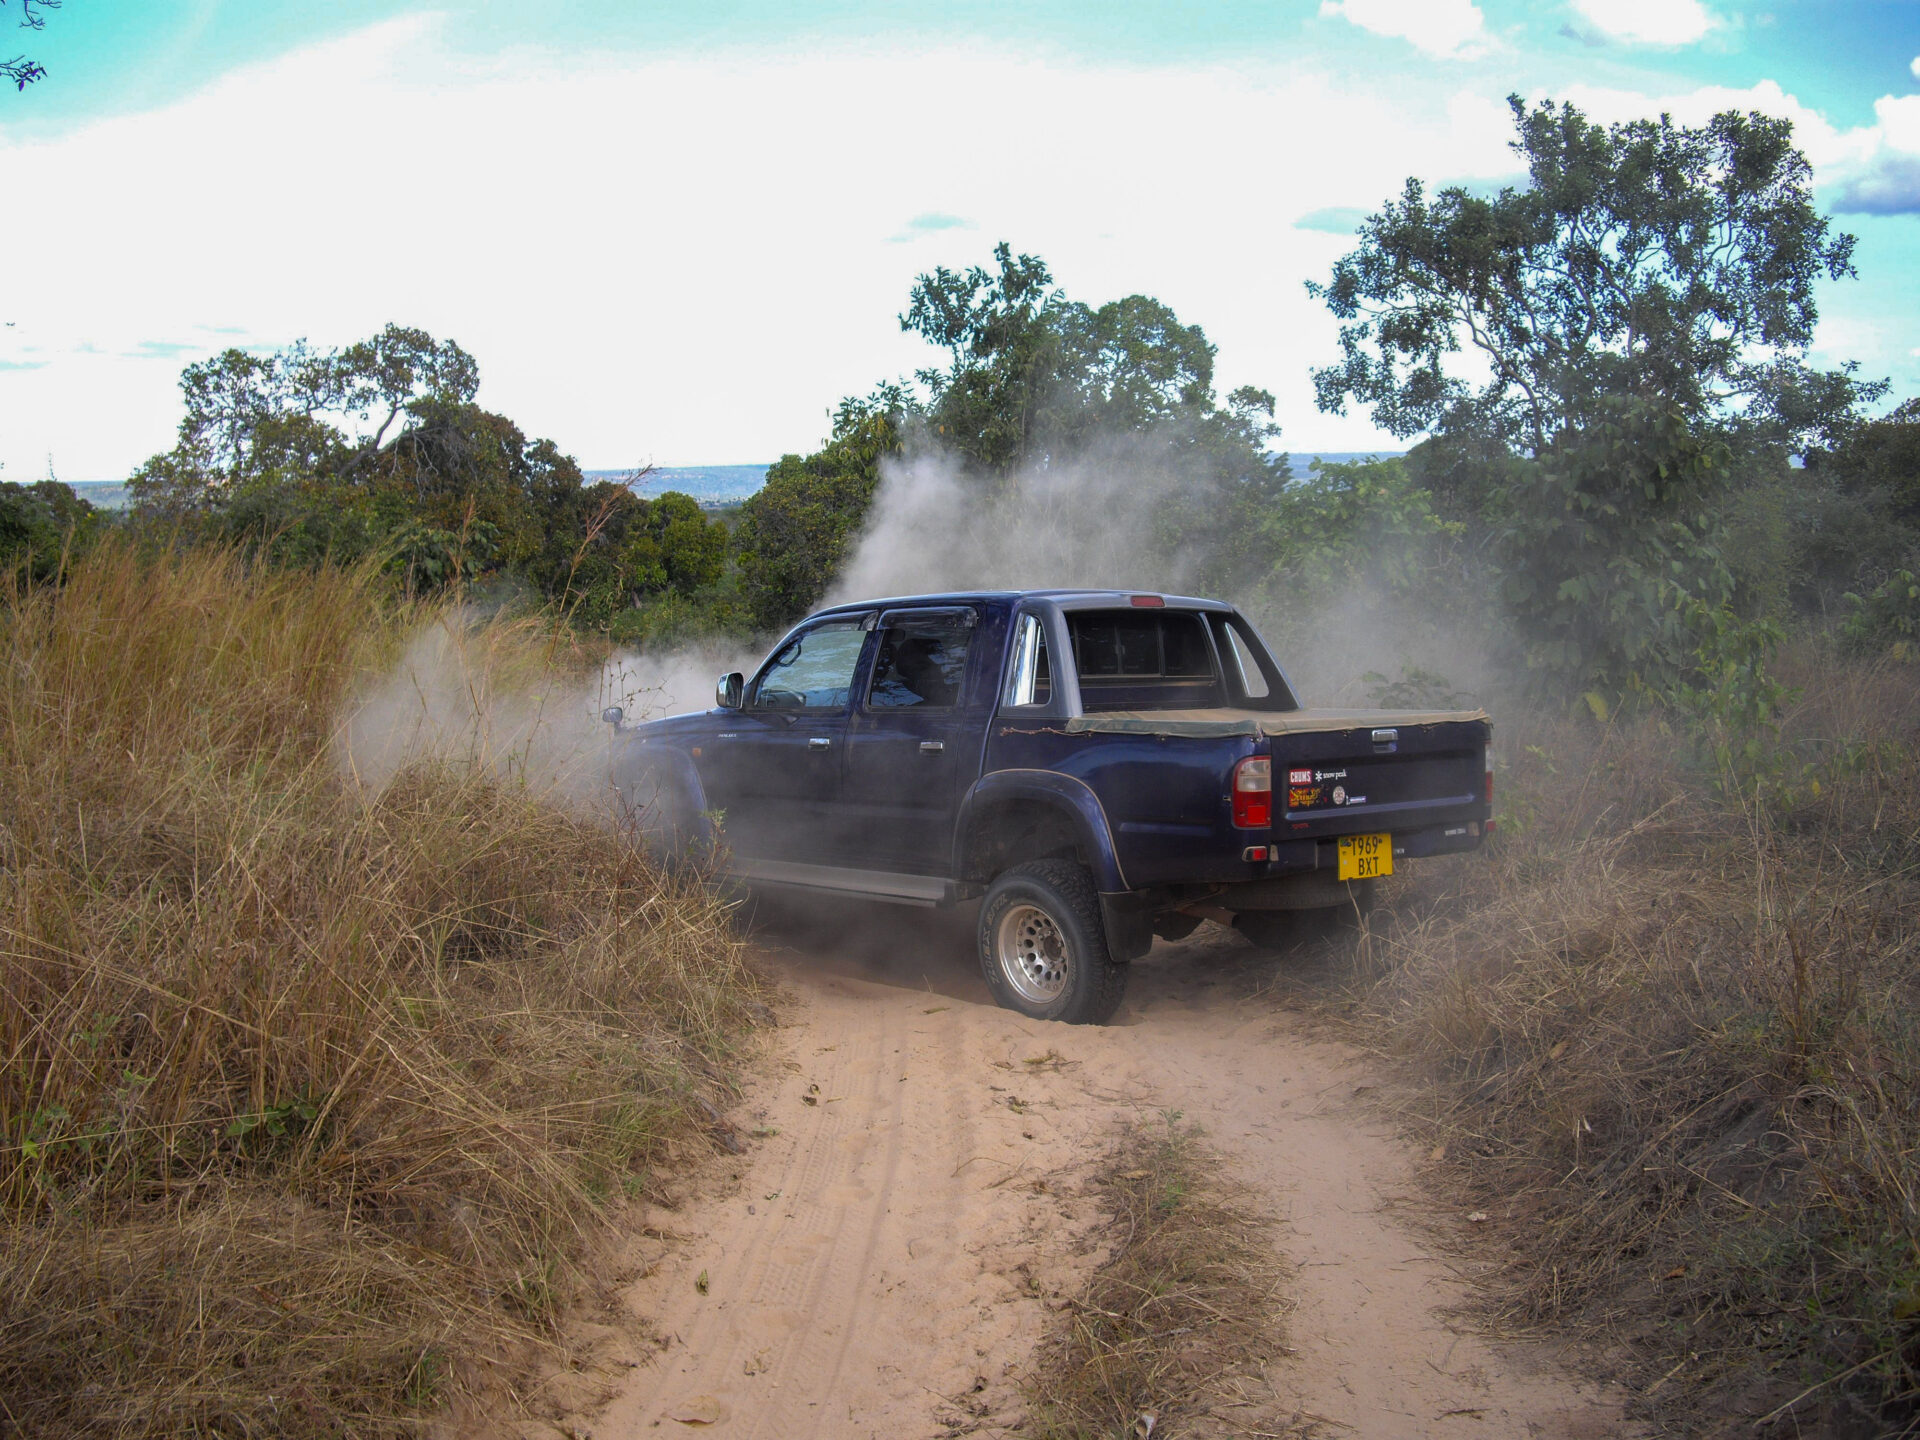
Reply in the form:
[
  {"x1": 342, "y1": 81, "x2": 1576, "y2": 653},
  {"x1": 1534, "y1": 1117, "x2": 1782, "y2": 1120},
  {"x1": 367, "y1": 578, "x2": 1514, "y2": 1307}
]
[
  {"x1": 587, "y1": 464, "x2": 770, "y2": 508},
  {"x1": 588, "y1": 453, "x2": 1402, "y2": 510},
  {"x1": 66, "y1": 481, "x2": 131, "y2": 510},
  {"x1": 65, "y1": 455, "x2": 1401, "y2": 517}
]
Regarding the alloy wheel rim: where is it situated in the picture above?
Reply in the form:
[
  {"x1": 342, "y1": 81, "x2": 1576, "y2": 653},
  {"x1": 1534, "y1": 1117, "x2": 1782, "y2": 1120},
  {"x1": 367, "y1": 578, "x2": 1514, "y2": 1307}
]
[{"x1": 996, "y1": 903, "x2": 1069, "y2": 1004}]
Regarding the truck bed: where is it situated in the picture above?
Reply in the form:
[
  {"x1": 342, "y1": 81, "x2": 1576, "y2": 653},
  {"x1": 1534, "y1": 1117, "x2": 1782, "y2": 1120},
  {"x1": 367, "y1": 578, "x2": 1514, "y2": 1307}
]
[{"x1": 1059, "y1": 706, "x2": 1490, "y2": 737}]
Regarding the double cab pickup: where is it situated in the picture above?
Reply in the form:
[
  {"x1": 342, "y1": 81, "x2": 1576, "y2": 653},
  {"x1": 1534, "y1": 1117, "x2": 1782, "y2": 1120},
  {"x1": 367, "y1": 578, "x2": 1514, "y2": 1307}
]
[{"x1": 604, "y1": 590, "x2": 1492, "y2": 1024}]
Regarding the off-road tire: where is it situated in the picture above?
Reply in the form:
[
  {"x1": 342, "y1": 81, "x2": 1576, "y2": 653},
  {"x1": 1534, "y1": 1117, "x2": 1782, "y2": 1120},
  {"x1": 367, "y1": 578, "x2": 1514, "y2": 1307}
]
[
  {"x1": 977, "y1": 860, "x2": 1129, "y2": 1025},
  {"x1": 616, "y1": 765, "x2": 704, "y2": 865}
]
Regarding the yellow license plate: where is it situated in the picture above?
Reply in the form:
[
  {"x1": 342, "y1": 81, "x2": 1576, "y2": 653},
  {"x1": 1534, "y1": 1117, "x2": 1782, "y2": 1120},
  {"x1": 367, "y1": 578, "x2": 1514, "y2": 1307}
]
[{"x1": 1337, "y1": 833, "x2": 1393, "y2": 881}]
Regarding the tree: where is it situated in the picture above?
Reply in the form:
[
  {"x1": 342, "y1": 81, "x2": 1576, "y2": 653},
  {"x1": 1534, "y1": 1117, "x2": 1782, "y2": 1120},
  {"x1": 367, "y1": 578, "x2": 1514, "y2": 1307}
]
[
  {"x1": 1311, "y1": 97, "x2": 1868, "y2": 456},
  {"x1": 733, "y1": 244, "x2": 1290, "y2": 631},
  {"x1": 1311, "y1": 97, "x2": 1880, "y2": 697},
  {"x1": 901, "y1": 241, "x2": 1280, "y2": 481},
  {"x1": 733, "y1": 401, "x2": 901, "y2": 631},
  {"x1": 3, "y1": 0, "x2": 56, "y2": 92},
  {"x1": 1813, "y1": 397, "x2": 1920, "y2": 527},
  {"x1": 0, "y1": 478, "x2": 96, "y2": 582}
]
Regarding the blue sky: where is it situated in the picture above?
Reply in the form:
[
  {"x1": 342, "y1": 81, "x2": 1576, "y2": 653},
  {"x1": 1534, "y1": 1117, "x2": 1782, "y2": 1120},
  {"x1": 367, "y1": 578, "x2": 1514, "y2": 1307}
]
[{"x1": 3, "y1": 0, "x2": 1918, "y2": 478}]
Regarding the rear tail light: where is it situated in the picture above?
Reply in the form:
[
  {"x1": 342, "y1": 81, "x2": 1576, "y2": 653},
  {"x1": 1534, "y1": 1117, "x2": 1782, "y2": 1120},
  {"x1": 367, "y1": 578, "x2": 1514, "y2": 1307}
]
[
  {"x1": 1484, "y1": 752, "x2": 1494, "y2": 806},
  {"x1": 1231, "y1": 756, "x2": 1271, "y2": 828}
]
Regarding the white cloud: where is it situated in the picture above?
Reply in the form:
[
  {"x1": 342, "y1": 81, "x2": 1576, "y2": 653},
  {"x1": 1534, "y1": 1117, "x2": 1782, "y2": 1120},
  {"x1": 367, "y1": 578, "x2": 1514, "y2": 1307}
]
[
  {"x1": 1910, "y1": 55, "x2": 1920, "y2": 81},
  {"x1": 0, "y1": 21, "x2": 1538, "y2": 478},
  {"x1": 1558, "y1": 79, "x2": 1920, "y2": 216},
  {"x1": 1318, "y1": 0, "x2": 1489, "y2": 60},
  {"x1": 1569, "y1": 0, "x2": 1720, "y2": 47}
]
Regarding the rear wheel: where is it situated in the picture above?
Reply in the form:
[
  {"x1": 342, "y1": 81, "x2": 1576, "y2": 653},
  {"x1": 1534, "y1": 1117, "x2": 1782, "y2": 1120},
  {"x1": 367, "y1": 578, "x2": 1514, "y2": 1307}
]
[{"x1": 978, "y1": 860, "x2": 1128, "y2": 1025}]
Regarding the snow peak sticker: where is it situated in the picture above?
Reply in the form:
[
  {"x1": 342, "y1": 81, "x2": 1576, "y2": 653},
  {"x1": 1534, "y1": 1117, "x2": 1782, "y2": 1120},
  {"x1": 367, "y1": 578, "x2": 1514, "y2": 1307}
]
[{"x1": 1314, "y1": 768, "x2": 1348, "y2": 783}]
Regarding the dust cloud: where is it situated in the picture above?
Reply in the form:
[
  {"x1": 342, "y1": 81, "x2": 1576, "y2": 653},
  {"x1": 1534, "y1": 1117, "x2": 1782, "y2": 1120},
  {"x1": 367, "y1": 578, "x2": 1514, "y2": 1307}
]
[
  {"x1": 829, "y1": 441, "x2": 1494, "y2": 707},
  {"x1": 334, "y1": 603, "x2": 767, "y2": 807}
]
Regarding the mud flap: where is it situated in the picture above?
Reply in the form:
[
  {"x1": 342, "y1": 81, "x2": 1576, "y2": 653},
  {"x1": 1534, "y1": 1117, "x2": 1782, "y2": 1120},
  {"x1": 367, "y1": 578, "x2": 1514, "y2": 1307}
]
[{"x1": 1099, "y1": 893, "x2": 1154, "y2": 963}]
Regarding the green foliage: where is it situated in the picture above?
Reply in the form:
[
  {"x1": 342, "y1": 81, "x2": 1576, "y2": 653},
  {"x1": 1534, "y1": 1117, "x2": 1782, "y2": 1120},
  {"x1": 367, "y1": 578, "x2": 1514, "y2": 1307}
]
[
  {"x1": 1257, "y1": 456, "x2": 1460, "y2": 597},
  {"x1": 1497, "y1": 399, "x2": 1738, "y2": 695},
  {"x1": 1364, "y1": 664, "x2": 1474, "y2": 709},
  {"x1": 1664, "y1": 600, "x2": 1797, "y2": 792},
  {"x1": 0, "y1": 479, "x2": 99, "y2": 582},
  {"x1": 1311, "y1": 96, "x2": 1869, "y2": 454},
  {"x1": 1814, "y1": 396, "x2": 1920, "y2": 527},
  {"x1": 1842, "y1": 570, "x2": 1920, "y2": 662},
  {"x1": 732, "y1": 404, "x2": 900, "y2": 632},
  {"x1": 125, "y1": 329, "x2": 727, "y2": 620},
  {"x1": 734, "y1": 244, "x2": 1288, "y2": 631},
  {"x1": 1311, "y1": 96, "x2": 1878, "y2": 709}
]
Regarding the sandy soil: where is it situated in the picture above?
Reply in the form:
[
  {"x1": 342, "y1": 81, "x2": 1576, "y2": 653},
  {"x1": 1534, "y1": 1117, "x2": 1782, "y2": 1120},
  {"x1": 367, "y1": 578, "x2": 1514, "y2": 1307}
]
[{"x1": 550, "y1": 898, "x2": 1632, "y2": 1440}]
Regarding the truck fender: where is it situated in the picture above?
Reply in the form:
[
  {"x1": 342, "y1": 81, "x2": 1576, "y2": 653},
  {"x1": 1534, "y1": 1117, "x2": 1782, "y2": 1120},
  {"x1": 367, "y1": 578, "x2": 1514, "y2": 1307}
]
[
  {"x1": 953, "y1": 769, "x2": 1128, "y2": 893},
  {"x1": 611, "y1": 742, "x2": 713, "y2": 845}
]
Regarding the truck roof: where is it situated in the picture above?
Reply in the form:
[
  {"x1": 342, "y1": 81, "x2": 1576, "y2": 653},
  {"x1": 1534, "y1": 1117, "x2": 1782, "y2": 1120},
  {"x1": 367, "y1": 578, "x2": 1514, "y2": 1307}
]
[{"x1": 808, "y1": 589, "x2": 1235, "y2": 618}]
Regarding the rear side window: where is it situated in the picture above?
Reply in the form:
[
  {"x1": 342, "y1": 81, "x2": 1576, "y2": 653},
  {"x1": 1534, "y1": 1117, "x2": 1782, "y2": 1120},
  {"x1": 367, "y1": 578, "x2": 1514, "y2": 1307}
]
[
  {"x1": 1003, "y1": 614, "x2": 1053, "y2": 708},
  {"x1": 869, "y1": 620, "x2": 973, "y2": 708}
]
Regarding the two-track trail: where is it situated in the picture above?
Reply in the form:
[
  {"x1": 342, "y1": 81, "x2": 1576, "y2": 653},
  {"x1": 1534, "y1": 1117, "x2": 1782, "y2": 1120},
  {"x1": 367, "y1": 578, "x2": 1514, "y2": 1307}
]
[{"x1": 568, "y1": 901, "x2": 1630, "y2": 1440}]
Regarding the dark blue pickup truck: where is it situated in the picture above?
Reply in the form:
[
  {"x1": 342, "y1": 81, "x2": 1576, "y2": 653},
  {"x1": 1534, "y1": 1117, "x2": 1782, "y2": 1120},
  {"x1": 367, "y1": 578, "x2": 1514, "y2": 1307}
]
[{"x1": 604, "y1": 590, "x2": 1491, "y2": 1024}]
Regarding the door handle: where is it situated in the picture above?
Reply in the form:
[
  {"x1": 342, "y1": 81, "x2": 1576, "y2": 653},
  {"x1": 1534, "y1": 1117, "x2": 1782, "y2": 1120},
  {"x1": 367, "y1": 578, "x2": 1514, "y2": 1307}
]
[
  {"x1": 919, "y1": 740, "x2": 945, "y2": 754},
  {"x1": 808, "y1": 737, "x2": 833, "y2": 751}
]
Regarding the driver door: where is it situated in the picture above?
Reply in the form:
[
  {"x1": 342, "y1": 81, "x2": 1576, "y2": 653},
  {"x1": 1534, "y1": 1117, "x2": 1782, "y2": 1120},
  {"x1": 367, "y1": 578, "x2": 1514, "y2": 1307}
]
[{"x1": 699, "y1": 616, "x2": 872, "y2": 862}]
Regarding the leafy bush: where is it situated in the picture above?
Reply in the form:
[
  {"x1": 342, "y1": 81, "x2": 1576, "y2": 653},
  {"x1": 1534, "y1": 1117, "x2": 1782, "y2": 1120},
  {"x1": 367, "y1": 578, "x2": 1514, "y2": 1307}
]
[{"x1": 1842, "y1": 569, "x2": 1920, "y2": 661}]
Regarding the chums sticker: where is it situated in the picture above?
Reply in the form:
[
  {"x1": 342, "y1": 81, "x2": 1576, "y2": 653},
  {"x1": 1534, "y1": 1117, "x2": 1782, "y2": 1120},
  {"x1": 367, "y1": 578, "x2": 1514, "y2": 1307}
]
[{"x1": 1288, "y1": 769, "x2": 1313, "y2": 786}]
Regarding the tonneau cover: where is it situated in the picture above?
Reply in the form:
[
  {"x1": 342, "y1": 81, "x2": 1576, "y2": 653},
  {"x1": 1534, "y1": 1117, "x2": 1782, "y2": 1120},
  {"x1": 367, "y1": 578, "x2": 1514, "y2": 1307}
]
[{"x1": 1060, "y1": 707, "x2": 1489, "y2": 738}]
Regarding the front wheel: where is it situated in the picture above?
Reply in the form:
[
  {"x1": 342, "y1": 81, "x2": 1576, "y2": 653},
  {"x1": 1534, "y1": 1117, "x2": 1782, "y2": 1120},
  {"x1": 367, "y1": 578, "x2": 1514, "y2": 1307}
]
[{"x1": 977, "y1": 860, "x2": 1128, "y2": 1025}]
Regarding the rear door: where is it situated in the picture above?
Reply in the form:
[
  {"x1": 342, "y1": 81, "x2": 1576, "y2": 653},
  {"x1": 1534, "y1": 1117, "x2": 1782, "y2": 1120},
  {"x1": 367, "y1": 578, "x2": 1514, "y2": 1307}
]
[
  {"x1": 701, "y1": 615, "x2": 872, "y2": 862},
  {"x1": 840, "y1": 607, "x2": 983, "y2": 875}
]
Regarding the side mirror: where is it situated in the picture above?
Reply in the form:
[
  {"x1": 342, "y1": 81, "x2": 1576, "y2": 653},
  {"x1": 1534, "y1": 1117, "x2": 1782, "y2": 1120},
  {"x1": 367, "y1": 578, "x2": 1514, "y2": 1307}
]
[
  {"x1": 601, "y1": 705, "x2": 624, "y2": 730},
  {"x1": 716, "y1": 672, "x2": 744, "y2": 710}
]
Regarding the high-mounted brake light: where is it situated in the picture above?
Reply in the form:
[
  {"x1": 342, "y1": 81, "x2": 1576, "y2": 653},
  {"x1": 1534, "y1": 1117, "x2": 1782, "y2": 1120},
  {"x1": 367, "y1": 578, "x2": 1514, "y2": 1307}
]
[
  {"x1": 1232, "y1": 756, "x2": 1272, "y2": 829},
  {"x1": 1129, "y1": 594, "x2": 1165, "y2": 607}
]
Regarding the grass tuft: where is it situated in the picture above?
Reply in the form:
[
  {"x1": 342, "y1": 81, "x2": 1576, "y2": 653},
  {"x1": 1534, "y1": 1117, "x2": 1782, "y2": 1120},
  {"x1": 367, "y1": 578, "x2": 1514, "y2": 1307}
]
[
  {"x1": 1341, "y1": 643, "x2": 1920, "y2": 1433},
  {"x1": 0, "y1": 542, "x2": 766, "y2": 1437},
  {"x1": 1024, "y1": 1115, "x2": 1286, "y2": 1440}
]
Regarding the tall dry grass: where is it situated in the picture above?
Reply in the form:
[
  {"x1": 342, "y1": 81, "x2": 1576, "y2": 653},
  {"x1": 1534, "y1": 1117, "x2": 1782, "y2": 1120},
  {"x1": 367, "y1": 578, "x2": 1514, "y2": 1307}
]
[
  {"x1": 1349, "y1": 644, "x2": 1920, "y2": 1435},
  {"x1": 0, "y1": 543, "x2": 764, "y2": 1437}
]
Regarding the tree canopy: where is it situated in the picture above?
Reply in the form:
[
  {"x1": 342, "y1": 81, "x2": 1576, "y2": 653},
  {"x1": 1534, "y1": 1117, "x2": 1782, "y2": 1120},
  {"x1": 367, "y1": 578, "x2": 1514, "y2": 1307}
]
[
  {"x1": 732, "y1": 243, "x2": 1289, "y2": 629},
  {"x1": 1311, "y1": 96, "x2": 1870, "y2": 457},
  {"x1": 1311, "y1": 97, "x2": 1881, "y2": 698},
  {"x1": 128, "y1": 327, "x2": 728, "y2": 620}
]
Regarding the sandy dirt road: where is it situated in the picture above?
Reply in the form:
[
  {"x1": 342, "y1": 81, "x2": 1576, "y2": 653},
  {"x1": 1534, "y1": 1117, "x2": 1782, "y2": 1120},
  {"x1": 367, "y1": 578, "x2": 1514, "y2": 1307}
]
[{"x1": 567, "y1": 899, "x2": 1630, "y2": 1440}]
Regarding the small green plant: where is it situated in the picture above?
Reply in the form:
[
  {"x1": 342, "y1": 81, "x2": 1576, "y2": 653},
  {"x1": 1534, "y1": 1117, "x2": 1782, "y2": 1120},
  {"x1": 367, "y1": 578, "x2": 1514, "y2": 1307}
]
[
  {"x1": 1841, "y1": 569, "x2": 1920, "y2": 661},
  {"x1": 225, "y1": 1094, "x2": 322, "y2": 1146}
]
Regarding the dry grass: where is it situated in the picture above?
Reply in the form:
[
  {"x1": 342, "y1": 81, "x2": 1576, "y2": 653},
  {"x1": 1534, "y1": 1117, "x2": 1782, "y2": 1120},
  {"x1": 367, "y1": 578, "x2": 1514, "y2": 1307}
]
[
  {"x1": 1023, "y1": 1115, "x2": 1288, "y2": 1440},
  {"x1": 1340, "y1": 645, "x2": 1920, "y2": 1436},
  {"x1": 0, "y1": 543, "x2": 766, "y2": 1437}
]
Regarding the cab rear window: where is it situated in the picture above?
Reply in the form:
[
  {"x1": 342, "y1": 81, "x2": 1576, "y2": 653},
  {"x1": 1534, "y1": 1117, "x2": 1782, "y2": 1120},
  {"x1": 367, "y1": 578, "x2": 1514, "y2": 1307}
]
[{"x1": 1068, "y1": 611, "x2": 1223, "y2": 709}]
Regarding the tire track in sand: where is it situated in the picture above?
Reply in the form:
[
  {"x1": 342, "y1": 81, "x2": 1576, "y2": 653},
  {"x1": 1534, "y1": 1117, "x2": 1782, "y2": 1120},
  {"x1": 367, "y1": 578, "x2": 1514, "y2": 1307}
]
[{"x1": 576, "y1": 900, "x2": 1634, "y2": 1439}]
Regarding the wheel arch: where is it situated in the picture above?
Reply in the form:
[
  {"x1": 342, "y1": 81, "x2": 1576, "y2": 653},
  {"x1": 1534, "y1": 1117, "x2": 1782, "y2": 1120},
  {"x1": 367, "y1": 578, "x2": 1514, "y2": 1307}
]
[
  {"x1": 954, "y1": 771, "x2": 1127, "y2": 892},
  {"x1": 612, "y1": 742, "x2": 713, "y2": 842}
]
